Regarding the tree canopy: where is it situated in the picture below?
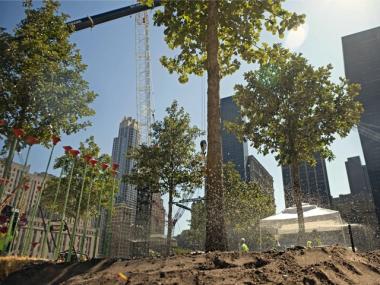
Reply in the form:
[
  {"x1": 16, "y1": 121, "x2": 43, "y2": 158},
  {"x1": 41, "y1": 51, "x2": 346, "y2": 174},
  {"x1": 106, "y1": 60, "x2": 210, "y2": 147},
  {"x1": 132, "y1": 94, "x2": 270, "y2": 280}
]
[
  {"x1": 126, "y1": 100, "x2": 203, "y2": 255},
  {"x1": 229, "y1": 51, "x2": 363, "y2": 166},
  {"x1": 154, "y1": 0, "x2": 305, "y2": 83},
  {"x1": 126, "y1": 101, "x2": 204, "y2": 197},
  {"x1": 0, "y1": 0, "x2": 96, "y2": 151}
]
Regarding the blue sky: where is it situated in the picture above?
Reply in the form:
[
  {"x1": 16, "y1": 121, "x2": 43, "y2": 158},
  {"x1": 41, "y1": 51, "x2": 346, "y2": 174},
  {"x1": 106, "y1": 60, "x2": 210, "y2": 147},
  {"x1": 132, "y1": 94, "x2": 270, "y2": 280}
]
[{"x1": 1, "y1": 0, "x2": 380, "y2": 235}]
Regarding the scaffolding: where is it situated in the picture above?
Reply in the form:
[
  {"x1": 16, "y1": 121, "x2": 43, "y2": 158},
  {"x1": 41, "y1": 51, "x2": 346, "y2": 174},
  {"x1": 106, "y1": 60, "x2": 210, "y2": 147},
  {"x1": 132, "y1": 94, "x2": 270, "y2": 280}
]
[
  {"x1": 109, "y1": 204, "x2": 133, "y2": 257},
  {"x1": 132, "y1": 186, "x2": 152, "y2": 256}
]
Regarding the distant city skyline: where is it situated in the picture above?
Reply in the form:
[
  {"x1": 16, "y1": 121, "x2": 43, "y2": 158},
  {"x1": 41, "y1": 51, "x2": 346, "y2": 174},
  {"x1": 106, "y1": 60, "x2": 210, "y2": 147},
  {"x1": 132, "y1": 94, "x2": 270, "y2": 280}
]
[
  {"x1": 1, "y1": 0, "x2": 380, "y2": 234},
  {"x1": 342, "y1": 26, "x2": 380, "y2": 224}
]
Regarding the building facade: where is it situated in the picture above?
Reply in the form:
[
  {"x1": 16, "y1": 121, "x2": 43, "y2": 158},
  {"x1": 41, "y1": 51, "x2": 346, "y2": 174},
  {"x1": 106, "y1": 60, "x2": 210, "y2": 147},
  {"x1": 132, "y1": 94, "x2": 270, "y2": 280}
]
[
  {"x1": 332, "y1": 191, "x2": 379, "y2": 250},
  {"x1": 0, "y1": 161, "x2": 31, "y2": 209},
  {"x1": 246, "y1": 155, "x2": 274, "y2": 199},
  {"x1": 282, "y1": 153, "x2": 332, "y2": 208},
  {"x1": 0, "y1": 161, "x2": 96, "y2": 258},
  {"x1": 112, "y1": 117, "x2": 139, "y2": 220},
  {"x1": 221, "y1": 96, "x2": 248, "y2": 180},
  {"x1": 150, "y1": 193, "x2": 165, "y2": 235},
  {"x1": 132, "y1": 188, "x2": 165, "y2": 256},
  {"x1": 345, "y1": 156, "x2": 372, "y2": 195},
  {"x1": 342, "y1": 26, "x2": 380, "y2": 224}
]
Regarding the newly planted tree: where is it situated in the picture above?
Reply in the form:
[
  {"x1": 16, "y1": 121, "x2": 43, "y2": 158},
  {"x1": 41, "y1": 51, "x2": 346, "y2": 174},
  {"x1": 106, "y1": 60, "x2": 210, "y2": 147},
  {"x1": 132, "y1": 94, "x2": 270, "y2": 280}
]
[
  {"x1": 228, "y1": 51, "x2": 363, "y2": 242},
  {"x1": 153, "y1": 0, "x2": 304, "y2": 250},
  {"x1": 0, "y1": 0, "x2": 96, "y2": 199},
  {"x1": 126, "y1": 101, "x2": 203, "y2": 256}
]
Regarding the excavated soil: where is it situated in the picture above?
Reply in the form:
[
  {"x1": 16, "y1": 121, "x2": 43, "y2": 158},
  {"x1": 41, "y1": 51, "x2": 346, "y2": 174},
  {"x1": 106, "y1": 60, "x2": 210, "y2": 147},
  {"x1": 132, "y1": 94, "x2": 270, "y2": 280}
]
[{"x1": 2, "y1": 246, "x2": 380, "y2": 285}]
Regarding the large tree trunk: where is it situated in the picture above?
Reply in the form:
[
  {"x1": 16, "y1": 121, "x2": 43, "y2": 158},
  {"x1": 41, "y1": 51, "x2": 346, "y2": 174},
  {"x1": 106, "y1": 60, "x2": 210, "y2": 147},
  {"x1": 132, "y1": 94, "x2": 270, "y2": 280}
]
[
  {"x1": 205, "y1": 0, "x2": 228, "y2": 252},
  {"x1": 166, "y1": 184, "x2": 174, "y2": 256},
  {"x1": 290, "y1": 161, "x2": 306, "y2": 245}
]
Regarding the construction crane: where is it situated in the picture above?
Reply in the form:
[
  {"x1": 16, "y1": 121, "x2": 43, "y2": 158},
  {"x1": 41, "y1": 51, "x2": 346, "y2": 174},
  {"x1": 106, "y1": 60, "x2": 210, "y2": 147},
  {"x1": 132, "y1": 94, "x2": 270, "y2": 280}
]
[
  {"x1": 172, "y1": 195, "x2": 204, "y2": 228},
  {"x1": 67, "y1": 1, "x2": 161, "y2": 145},
  {"x1": 135, "y1": 11, "x2": 152, "y2": 145},
  {"x1": 67, "y1": 1, "x2": 161, "y2": 32},
  {"x1": 66, "y1": 1, "x2": 162, "y2": 257}
]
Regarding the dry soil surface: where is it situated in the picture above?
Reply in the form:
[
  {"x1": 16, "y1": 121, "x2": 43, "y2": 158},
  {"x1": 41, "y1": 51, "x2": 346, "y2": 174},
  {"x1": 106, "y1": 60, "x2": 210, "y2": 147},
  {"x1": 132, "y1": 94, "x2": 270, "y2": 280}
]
[{"x1": 2, "y1": 246, "x2": 380, "y2": 285}]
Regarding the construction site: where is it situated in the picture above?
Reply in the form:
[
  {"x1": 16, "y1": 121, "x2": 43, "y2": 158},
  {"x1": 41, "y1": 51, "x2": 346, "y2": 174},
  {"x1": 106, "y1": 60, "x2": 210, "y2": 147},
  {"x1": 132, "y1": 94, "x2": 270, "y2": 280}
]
[{"x1": 1, "y1": 0, "x2": 380, "y2": 284}]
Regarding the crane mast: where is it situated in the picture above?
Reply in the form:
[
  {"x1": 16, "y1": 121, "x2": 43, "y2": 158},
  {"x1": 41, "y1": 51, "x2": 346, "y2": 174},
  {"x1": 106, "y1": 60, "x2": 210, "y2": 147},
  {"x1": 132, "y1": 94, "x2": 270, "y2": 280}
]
[{"x1": 135, "y1": 11, "x2": 152, "y2": 146}]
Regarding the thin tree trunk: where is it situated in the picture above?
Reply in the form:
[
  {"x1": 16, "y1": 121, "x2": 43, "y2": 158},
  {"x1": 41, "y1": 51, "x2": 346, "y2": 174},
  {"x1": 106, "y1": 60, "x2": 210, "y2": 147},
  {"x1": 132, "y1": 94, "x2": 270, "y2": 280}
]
[
  {"x1": 166, "y1": 185, "x2": 174, "y2": 256},
  {"x1": 0, "y1": 136, "x2": 17, "y2": 201},
  {"x1": 291, "y1": 161, "x2": 305, "y2": 245},
  {"x1": 205, "y1": 0, "x2": 227, "y2": 252}
]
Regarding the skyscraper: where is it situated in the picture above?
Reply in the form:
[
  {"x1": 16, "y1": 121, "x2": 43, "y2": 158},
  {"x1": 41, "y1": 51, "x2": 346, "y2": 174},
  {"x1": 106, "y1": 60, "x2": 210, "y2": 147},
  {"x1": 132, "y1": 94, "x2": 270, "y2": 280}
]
[
  {"x1": 342, "y1": 26, "x2": 380, "y2": 224},
  {"x1": 282, "y1": 153, "x2": 332, "y2": 208},
  {"x1": 220, "y1": 96, "x2": 248, "y2": 180},
  {"x1": 112, "y1": 117, "x2": 139, "y2": 220},
  {"x1": 246, "y1": 155, "x2": 274, "y2": 200},
  {"x1": 345, "y1": 156, "x2": 372, "y2": 195}
]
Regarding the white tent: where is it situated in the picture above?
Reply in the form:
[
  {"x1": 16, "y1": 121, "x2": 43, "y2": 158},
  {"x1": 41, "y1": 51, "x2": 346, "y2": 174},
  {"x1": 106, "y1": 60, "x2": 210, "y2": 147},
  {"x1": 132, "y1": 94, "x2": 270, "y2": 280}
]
[{"x1": 259, "y1": 204, "x2": 347, "y2": 249}]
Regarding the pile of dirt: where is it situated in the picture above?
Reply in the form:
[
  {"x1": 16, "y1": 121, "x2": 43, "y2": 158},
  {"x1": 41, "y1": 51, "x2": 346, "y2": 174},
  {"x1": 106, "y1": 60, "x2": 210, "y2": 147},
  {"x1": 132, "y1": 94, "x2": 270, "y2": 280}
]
[
  {"x1": 2, "y1": 246, "x2": 380, "y2": 284},
  {"x1": 0, "y1": 256, "x2": 47, "y2": 282}
]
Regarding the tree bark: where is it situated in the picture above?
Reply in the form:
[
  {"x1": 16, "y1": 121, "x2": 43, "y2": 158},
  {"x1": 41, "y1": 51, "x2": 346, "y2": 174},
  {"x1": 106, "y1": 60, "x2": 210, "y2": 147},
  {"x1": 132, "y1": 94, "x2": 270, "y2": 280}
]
[
  {"x1": 166, "y1": 184, "x2": 174, "y2": 256},
  {"x1": 205, "y1": 0, "x2": 228, "y2": 252},
  {"x1": 290, "y1": 161, "x2": 306, "y2": 245}
]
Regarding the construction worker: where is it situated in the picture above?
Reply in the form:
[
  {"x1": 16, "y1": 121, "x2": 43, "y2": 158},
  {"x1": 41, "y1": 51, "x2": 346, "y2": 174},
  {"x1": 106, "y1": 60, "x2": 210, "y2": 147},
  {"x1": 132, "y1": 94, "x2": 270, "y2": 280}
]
[{"x1": 240, "y1": 238, "x2": 249, "y2": 253}]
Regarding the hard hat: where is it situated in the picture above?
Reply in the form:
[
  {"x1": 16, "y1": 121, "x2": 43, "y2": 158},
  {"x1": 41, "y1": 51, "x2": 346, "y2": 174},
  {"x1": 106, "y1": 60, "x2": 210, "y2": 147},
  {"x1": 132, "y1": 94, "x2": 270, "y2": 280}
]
[{"x1": 241, "y1": 238, "x2": 245, "y2": 242}]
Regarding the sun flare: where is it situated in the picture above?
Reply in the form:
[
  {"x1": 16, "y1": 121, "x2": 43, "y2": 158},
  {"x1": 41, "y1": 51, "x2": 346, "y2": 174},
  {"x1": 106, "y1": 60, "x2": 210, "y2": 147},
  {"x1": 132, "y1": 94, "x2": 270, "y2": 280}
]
[{"x1": 284, "y1": 23, "x2": 308, "y2": 50}]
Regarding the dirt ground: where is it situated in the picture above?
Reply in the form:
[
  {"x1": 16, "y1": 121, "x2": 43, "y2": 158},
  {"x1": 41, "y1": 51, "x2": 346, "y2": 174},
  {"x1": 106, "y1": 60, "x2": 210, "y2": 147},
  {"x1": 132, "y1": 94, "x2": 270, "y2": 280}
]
[{"x1": 2, "y1": 246, "x2": 380, "y2": 285}]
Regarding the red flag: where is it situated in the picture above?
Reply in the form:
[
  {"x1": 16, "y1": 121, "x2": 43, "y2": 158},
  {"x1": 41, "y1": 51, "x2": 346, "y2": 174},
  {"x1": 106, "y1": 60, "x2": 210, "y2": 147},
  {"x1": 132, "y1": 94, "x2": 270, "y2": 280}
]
[
  {"x1": 83, "y1": 154, "x2": 92, "y2": 162},
  {"x1": 63, "y1": 145, "x2": 72, "y2": 153},
  {"x1": 25, "y1": 135, "x2": 39, "y2": 145},
  {"x1": 69, "y1": 149, "x2": 80, "y2": 157},
  {"x1": 52, "y1": 135, "x2": 61, "y2": 145},
  {"x1": 90, "y1": 159, "x2": 98, "y2": 167},
  {"x1": 12, "y1": 128, "x2": 25, "y2": 138}
]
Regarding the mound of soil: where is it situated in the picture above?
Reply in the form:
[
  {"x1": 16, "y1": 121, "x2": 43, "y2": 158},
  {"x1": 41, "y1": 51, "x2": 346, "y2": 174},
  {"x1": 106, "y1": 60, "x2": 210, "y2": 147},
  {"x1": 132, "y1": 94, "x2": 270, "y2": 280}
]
[
  {"x1": 0, "y1": 256, "x2": 47, "y2": 282},
  {"x1": 2, "y1": 246, "x2": 380, "y2": 285}
]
